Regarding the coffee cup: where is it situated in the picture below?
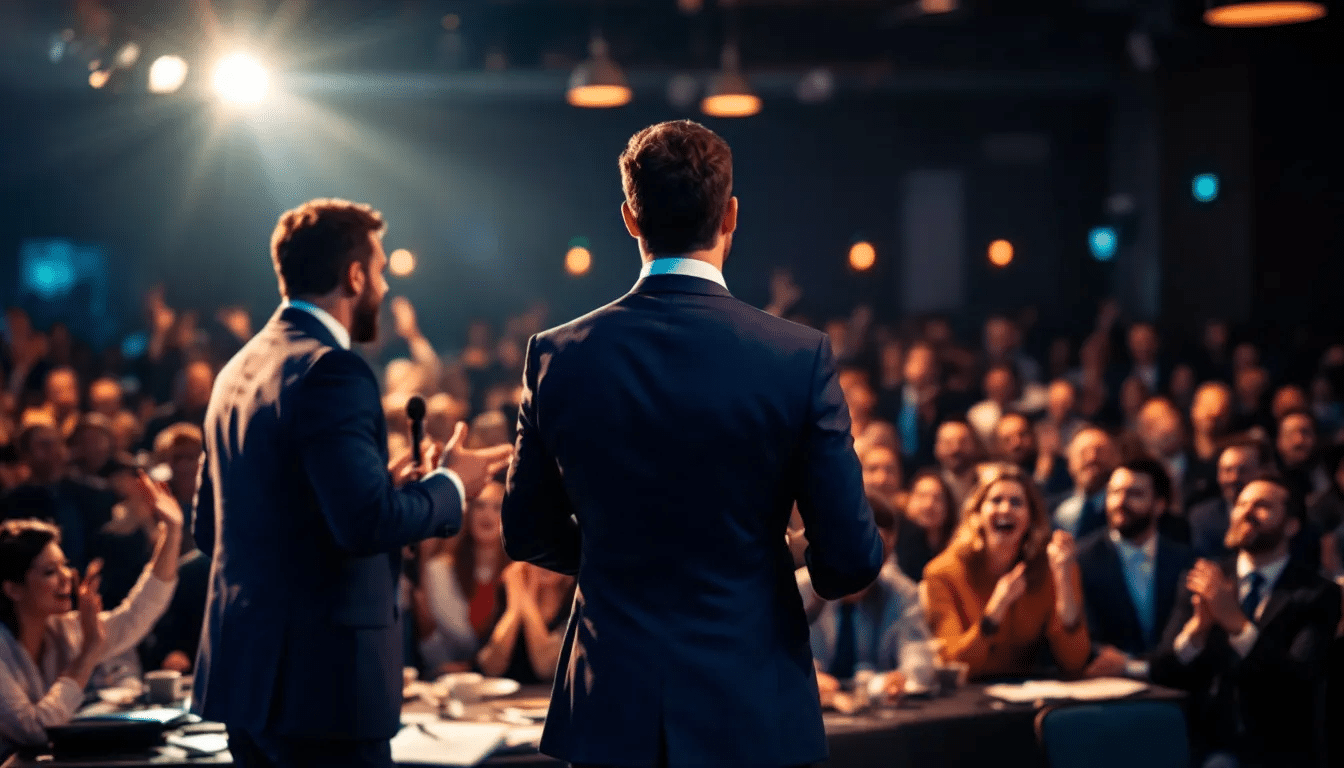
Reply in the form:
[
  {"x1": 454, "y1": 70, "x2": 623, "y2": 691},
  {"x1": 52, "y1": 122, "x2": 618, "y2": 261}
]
[
  {"x1": 933, "y1": 662, "x2": 968, "y2": 696},
  {"x1": 145, "y1": 670, "x2": 182, "y2": 704}
]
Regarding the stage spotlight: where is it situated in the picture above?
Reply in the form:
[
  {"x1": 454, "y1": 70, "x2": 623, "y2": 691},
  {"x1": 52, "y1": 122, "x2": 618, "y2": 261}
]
[
  {"x1": 211, "y1": 52, "x2": 268, "y2": 105},
  {"x1": 565, "y1": 246, "x2": 592, "y2": 276},
  {"x1": 849, "y1": 241, "x2": 876, "y2": 271},
  {"x1": 1192, "y1": 173, "x2": 1220, "y2": 203},
  {"x1": 1088, "y1": 227, "x2": 1118, "y2": 261},
  {"x1": 389, "y1": 249, "x2": 416, "y2": 277},
  {"x1": 988, "y1": 239, "x2": 1014, "y2": 267},
  {"x1": 148, "y1": 55, "x2": 188, "y2": 94}
]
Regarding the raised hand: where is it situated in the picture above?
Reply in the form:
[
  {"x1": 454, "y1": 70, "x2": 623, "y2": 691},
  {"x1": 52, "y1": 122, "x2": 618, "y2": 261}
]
[
  {"x1": 133, "y1": 470, "x2": 183, "y2": 530},
  {"x1": 985, "y1": 562, "x2": 1028, "y2": 624},
  {"x1": 1186, "y1": 559, "x2": 1245, "y2": 634},
  {"x1": 391, "y1": 296, "x2": 420, "y2": 341},
  {"x1": 439, "y1": 422, "x2": 513, "y2": 499},
  {"x1": 77, "y1": 560, "x2": 108, "y2": 658},
  {"x1": 1046, "y1": 530, "x2": 1077, "y2": 575}
]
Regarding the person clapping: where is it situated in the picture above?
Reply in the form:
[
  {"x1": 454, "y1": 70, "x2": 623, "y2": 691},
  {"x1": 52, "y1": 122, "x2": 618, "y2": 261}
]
[{"x1": 0, "y1": 471, "x2": 181, "y2": 755}]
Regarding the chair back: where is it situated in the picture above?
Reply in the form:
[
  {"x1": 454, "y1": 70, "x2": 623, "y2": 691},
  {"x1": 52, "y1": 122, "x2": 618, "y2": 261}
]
[{"x1": 1035, "y1": 700, "x2": 1189, "y2": 768}]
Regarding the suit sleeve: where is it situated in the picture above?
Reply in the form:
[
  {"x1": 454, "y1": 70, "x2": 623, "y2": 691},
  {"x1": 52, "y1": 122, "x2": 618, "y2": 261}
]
[
  {"x1": 192, "y1": 448, "x2": 214, "y2": 556},
  {"x1": 296, "y1": 351, "x2": 463, "y2": 555},
  {"x1": 501, "y1": 334, "x2": 581, "y2": 576},
  {"x1": 795, "y1": 336, "x2": 884, "y2": 600},
  {"x1": 1236, "y1": 580, "x2": 1341, "y2": 687},
  {"x1": 1150, "y1": 570, "x2": 1214, "y2": 689}
]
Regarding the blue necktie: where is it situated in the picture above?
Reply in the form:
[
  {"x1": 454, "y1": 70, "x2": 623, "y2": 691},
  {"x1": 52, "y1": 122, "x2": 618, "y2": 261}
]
[
  {"x1": 1241, "y1": 572, "x2": 1265, "y2": 623},
  {"x1": 1123, "y1": 547, "x2": 1155, "y2": 646},
  {"x1": 898, "y1": 403, "x2": 918, "y2": 458},
  {"x1": 831, "y1": 602, "x2": 858, "y2": 680}
]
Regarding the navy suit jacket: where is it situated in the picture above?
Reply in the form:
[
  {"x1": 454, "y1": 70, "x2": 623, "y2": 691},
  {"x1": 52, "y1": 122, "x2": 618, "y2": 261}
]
[
  {"x1": 191, "y1": 307, "x2": 463, "y2": 740},
  {"x1": 1151, "y1": 558, "x2": 1341, "y2": 767},
  {"x1": 501, "y1": 273, "x2": 884, "y2": 768},
  {"x1": 1076, "y1": 529, "x2": 1193, "y2": 658}
]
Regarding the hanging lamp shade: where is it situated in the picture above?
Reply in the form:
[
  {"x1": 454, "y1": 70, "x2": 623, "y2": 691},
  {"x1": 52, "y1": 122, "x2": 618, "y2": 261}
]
[
  {"x1": 567, "y1": 37, "x2": 631, "y2": 108},
  {"x1": 1204, "y1": 0, "x2": 1326, "y2": 26},
  {"x1": 701, "y1": 45, "x2": 760, "y2": 118}
]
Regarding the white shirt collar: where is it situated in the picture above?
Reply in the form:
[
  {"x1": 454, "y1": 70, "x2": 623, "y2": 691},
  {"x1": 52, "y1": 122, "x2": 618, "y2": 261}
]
[
  {"x1": 638, "y1": 257, "x2": 727, "y2": 289},
  {"x1": 1110, "y1": 528, "x2": 1158, "y2": 563},
  {"x1": 1236, "y1": 550, "x2": 1291, "y2": 589},
  {"x1": 284, "y1": 299, "x2": 351, "y2": 350}
]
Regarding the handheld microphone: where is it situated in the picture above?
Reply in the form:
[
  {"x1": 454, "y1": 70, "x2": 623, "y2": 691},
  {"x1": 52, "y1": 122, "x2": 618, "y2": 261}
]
[{"x1": 406, "y1": 395, "x2": 426, "y2": 467}]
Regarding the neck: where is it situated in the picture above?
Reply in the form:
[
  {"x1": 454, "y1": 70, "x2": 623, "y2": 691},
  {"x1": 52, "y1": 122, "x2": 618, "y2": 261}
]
[
  {"x1": 291, "y1": 294, "x2": 353, "y2": 335},
  {"x1": 986, "y1": 545, "x2": 1018, "y2": 577},
  {"x1": 1193, "y1": 433, "x2": 1219, "y2": 459},
  {"x1": 641, "y1": 248, "x2": 725, "y2": 273},
  {"x1": 1245, "y1": 544, "x2": 1289, "y2": 570},
  {"x1": 16, "y1": 613, "x2": 46, "y2": 662}
]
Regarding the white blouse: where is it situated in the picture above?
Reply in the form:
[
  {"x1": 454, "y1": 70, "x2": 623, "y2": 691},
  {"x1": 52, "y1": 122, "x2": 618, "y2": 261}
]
[{"x1": 0, "y1": 570, "x2": 176, "y2": 754}]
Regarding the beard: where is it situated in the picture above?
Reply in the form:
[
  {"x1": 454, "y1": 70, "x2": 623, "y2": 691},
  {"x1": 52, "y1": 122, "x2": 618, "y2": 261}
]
[
  {"x1": 350, "y1": 284, "x2": 381, "y2": 344},
  {"x1": 1225, "y1": 520, "x2": 1289, "y2": 555},
  {"x1": 1111, "y1": 505, "x2": 1155, "y2": 540}
]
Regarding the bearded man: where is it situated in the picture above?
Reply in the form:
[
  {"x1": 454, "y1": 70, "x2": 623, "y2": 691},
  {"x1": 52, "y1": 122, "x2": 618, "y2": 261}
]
[{"x1": 1152, "y1": 473, "x2": 1340, "y2": 768}]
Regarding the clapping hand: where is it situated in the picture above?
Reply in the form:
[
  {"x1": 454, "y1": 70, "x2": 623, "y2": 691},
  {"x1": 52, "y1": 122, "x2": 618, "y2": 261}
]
[
  {"x1": 985, "y1": 562, "x2": 1028, "y2": 624},
  {"x1": 439, "y1": 422, "x2": 513, "y2": 499},
  {"x1": 1046, "y1": 530, "x2": 1077, "y2": 574},
  {"x1": 132, "y1": 470, "x2": 183, "y2": 530},
  {"x1": 77, "y1": 560, "x2": 107, "y2": 658},
  {"x1": 1186, "y1": 559, "x2": 1245, "y2": 634}
]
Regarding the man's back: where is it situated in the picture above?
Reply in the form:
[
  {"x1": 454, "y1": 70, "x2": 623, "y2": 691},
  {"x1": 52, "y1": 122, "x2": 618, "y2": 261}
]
[{"x1": 503, "y1": 272, "x2": 883, "y2": 767}]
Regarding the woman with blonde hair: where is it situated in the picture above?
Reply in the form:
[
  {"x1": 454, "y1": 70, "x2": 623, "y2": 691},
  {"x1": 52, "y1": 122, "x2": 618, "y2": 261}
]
[{"x1": 922, "y1": 463, "x2": 1089, "y2": 680}]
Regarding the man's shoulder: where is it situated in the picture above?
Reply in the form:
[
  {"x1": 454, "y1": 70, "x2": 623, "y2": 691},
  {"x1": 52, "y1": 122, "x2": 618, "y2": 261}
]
[
  {"x1": 1075, "y1": 527, "x2": 1113, "y2": 560},
  {"x1": 1187, "y1": 496, "x2": 1226, "y2": 523},
  {"x1": 535, "y1": 296, "x2": 827, "y2": 355}
]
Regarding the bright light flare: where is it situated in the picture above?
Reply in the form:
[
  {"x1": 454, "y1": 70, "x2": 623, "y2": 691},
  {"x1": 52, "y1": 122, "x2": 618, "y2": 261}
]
[
  {"x1": 148, "y1": 55, "x2": 188, "y2": 94},
  {"x1": 212, "y1": 52, "x2": 269, "y2": 104},
  {"x1": 988, "y1": 239, "x2": 1014, "y2": 267},
  {"x1": 389, "y1": 248, "x2": 416, "y2": 277},
  {"x1": 849, "y1": 241, "x2": 876, "y2": 271},
  {"x1": 565, "y1": 247, "x2": 592, "y2": 276}
]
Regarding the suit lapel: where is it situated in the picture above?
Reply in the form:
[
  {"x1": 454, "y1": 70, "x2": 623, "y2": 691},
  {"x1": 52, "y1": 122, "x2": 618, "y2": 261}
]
[
  {"x1": 1154, "y1": 538, "x2": 1183, "y2": 640},
  {"x1": 1257, "y1": 562, "x2": 1311, "y2": 630}
]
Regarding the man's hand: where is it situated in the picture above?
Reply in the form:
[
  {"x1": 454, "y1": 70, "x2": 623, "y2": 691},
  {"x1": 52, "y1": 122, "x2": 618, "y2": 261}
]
[
  {"x1": 1187, "y1": 559, "x2": 1246, "y2": 635},
  {"x1": 1084, "y1": 645, "x2": 1130, "y2": 678},
  {"x1": 389, "y1": 441, "x2": 439, "y2": 488},
  {"x1": 815, "y1": 670, "x2": 841, "y2": 709},
  {"x1": 439, "y1": 422, "x2": 513, "y2": 499},
  {"x1": 391, "y1": 297, "x2": 421, "y2": 341}
]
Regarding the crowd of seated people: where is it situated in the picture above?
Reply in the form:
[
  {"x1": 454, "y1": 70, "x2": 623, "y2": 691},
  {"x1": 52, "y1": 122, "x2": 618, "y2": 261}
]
[{"x1": 4, "y1": 274, "x2": 1344, "y2": 766}]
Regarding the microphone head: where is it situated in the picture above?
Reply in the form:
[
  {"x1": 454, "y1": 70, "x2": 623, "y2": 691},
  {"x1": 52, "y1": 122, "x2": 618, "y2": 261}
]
[{"x1": 405, "y1": 395, "x2": 426, "y2": 421}]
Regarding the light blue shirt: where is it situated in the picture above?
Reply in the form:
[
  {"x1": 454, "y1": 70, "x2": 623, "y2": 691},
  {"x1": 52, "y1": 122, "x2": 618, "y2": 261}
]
[
  {"x1": 1110, "y1": 529, "x2": 1158, "y2": 642},
  {"x1": 638, "y1": 257, "x2": 728, "y2": 289}
]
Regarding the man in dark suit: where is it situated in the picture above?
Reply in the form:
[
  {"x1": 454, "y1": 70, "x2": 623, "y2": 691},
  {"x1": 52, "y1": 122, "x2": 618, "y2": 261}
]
[
  {"x1": 1077, "y1": 458, "x2": 1193, "y2": 680},
  {"x1": 1151, "y1": 473, "x2": 1341, "y2": 768},
  {"x1": 191, "y1": 199, "x2": 512, "y2": 768},
  {"x1": 501, "y1": 121, "x2": 884, "y2": 768}
]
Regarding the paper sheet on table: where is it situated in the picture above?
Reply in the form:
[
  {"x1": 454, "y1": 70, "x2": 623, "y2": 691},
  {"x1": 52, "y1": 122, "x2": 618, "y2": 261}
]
[
  {"x1": 984, "y1": 678, "x2": 1148, "y2": 703},
  {"x1": 390, "y1": 722, "x2": 509, "y2": 766},
  {"x1": 504, "y1": 725, "x2": 545, "y2": 749}
]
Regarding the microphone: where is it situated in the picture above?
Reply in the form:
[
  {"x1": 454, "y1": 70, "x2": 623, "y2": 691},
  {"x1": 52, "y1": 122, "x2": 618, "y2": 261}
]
[{"x1": 406, "y1": 395, "x2": 426, "y2": 467}]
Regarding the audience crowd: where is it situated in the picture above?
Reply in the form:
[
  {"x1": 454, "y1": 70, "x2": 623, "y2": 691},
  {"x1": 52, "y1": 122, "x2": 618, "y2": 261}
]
[{"x1": 3, "y1": 272, "x2": 1344, "y2": 767}]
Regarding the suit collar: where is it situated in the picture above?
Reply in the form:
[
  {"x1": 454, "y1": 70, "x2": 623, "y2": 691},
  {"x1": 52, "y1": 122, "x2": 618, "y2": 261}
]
[
  {"x1": 638, "y1": 257, "x2": 727, "y2": 288},
  {"x1": 283, "y1": 299, "x2": 351, "y2": 350},
  {"x1": 630, "y1": 272, "x2": 734, "y2": 300},
  {"x1": 275, "y1": 305, "x2": 343, "y2": 350}
]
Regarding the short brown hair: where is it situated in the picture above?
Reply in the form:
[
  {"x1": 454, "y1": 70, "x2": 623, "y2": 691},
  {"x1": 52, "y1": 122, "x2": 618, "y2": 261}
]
[
  {"x1": 619, "y1": 120, "x2": 733, "y2": 255},
  {"x1": 270, "y1": 198, "x2": 385, "y2": 298}
]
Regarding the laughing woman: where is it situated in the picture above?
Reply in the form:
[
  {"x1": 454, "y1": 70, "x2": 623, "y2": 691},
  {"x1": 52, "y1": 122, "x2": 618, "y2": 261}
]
[
  {"x1": 0, "y1": 472, "x2": 180, "y2": 756},
  {"x1": 922, "y1": 463, "x2": 1090, "y2": 681}
]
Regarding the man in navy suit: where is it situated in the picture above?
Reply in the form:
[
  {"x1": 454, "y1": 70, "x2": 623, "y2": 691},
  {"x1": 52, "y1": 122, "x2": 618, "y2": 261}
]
[
  {"x1": 1077, "y1": 458, "x2": 1193, "y2": 680},
  {"x1": 500, "y1": 121, "x2": 884, "y2": 768},
  {"x1": 191, "y1": 199, "x2": 512, "y2": 768}
]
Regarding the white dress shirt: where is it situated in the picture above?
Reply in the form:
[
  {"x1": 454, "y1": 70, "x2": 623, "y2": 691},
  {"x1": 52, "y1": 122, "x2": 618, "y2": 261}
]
[
  {"x1": 283, "y1": 300, "x2": 467, "y2": 508},
  {"x1": 1174, "y1": 551, "x2": 1290, "y2": 664},
  {"x1": 637, "y1": 257, "x2": 728, "y2": 289}
]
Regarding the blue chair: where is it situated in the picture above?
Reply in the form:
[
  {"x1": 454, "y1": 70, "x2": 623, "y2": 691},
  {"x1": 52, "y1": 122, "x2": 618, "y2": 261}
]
[{"x1": 1036, "y1": 700, "x2": 1190, "y2": 768}]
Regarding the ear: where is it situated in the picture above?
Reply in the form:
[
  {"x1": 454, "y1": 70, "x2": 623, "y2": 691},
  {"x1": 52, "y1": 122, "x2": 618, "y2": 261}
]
[
  {"x1": 720, "y1": 196, "x2": 739, "y2": 236},
  {"x1": 620, "y1": 201, "x2": 641, "y2": 240},
  {"x1": 2, "y1": 580, "x2": 23, "y2": 605},
  {"x1": 343, "y1": 259, "x2": 366, "y2": 298},
  {"x1": 1286, "y1": 514, "x2": 1302, "y2": 540}
]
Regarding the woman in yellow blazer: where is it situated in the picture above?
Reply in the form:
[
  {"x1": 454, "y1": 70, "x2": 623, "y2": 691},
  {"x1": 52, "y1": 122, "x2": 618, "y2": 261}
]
[{"x1": 922, "y1": 462, "x2": 1090, "y2": 680}]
